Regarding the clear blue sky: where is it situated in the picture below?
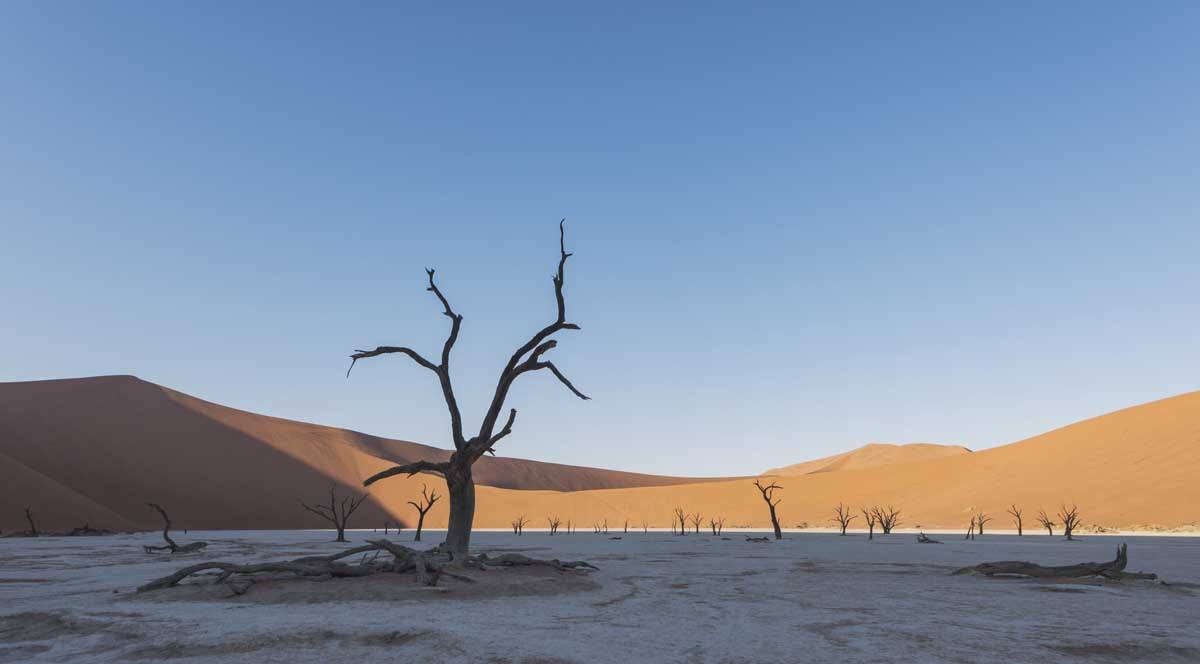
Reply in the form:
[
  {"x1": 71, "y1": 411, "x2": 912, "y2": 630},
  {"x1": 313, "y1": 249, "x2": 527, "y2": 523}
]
[{"x1": 2, "y1": 2, "x2": 1198, "y2": 476}]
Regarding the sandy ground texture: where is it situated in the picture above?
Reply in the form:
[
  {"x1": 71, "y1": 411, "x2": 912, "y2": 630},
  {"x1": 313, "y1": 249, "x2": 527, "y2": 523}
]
[{"x1": 2, "y1": 530, "x2": 1199, "y2": 663}]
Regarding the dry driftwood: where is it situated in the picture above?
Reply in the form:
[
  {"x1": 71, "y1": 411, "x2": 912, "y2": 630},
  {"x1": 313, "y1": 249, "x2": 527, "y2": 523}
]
[
  {"x1": 142, "y1": 503, "x2": 207, "y2": 554},
  {"x1": 954, "y1": 543, "x2": 1156, "y2": 580},
  {"x1": 916, "y1": 532, "x2": 942, "y2": 544},
  {"x1": 138, "y1": 541, "x2": 595, "y2": 595}
]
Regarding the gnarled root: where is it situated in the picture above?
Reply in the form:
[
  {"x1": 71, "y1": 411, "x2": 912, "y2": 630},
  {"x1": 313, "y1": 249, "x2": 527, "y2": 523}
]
[
  {"x1": 954, "y1": 543, "x2": 1157, "y2": 580},
  {"x1": 137, "y1": 541, "x2": 593, "y2": 594}
]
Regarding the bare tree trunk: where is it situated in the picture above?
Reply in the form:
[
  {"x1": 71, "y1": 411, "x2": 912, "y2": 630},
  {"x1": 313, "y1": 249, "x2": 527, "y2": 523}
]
[
  {"x1": 444, "y1": 465, "x2": 474, "y2": 557},
  {"x1": 414, "y1": 512, "x2": 426, "y2": 542},
  {"x1": 767, "y1": 504, "x2": 782, "y2": 540},
  {"x1": 24, "y1": 507, "x2": 38, "y2": 537}
]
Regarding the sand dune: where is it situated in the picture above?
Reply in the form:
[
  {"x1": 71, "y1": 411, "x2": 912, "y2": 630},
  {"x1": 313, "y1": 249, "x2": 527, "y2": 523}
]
[
  {"x1": 765, "y1": 443, "x2": 972, "y2": 476},
  {"x1": 3, "y1": 376, "x2": 1198, "y2": 533},
  {"x1": 0, "y1": 376, "x2": 729, "y2": 531}
]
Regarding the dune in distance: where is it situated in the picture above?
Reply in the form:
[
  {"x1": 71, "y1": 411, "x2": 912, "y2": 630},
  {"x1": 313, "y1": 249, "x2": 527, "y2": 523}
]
[{"x1": 2, "y1": 375, "x2": 1198, "y2": 533}]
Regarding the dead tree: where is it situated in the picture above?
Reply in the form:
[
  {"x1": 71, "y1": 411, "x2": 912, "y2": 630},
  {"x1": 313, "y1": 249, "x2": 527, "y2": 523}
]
[
  {"x1": 408, "y1": 484, "x2": 440, "y2": 542},
  {"x1": 547, "y1": 516, "x2": 561, "y2": 535},
  {"x1": 567, "y1": 519, "x2": 574, "y2": 534},
  {"x1": 511, "y1": 515, "x2": 529, "y2": 535},
  {"x1": 709, "y1": 517, "x2": 726, "y2": 535},
  {"x1": 831, "y1": 503, "x2": 856, "y2": 535},
  {"x1": 690, "y1": 512, "x2": 703, "y2": 534},
  {"x1": 1059, "y1": 504, "x2": 1081, "y2": 541},
  {"x1": 871, "y1": 505, "x2": 901, "y2": 534},
  {"x1": 623, "y1": 518, "x2": 629, "y2": 533},
  {"x1": 975, "y1": 510, "x2": 992, "y2": 537},
  {"x1": 143, "y1": 503, "x2": 207, "y2": 553},
  {"x1": 301, "y1": 486, "x2": 367, "y2": 543},
  {"x1": 964, "y1": 515, "x2": 976, "y2": 540},
  {"x1": 24, "y1": 507, "x2": 38, "y2": 537},
  {"x1": 1007, "y1": 505, "x2": 1024, "y2": 536},
  {"x1": 1036, "y1": 509, "x2": 1055, "y2": 536},
  {"x1": 641, "y1": 520, "x2": 649, "y2": 533},
  {"x1": 955, "y1": 543, "x2": 1155, "y2": 580},
  {"x1": 673, "y1": 507, "x2": 688, "y2": 536},
  {"x1": 861, "y1": 507, "x2": 877, "y2": 540},
  {"x1": 592, "y1": 522, "x2": 602, "y2": 534},
  {"x1": 753, "y1": 480, "x2": 783, "y2": 540},
  {"x1": 354, "y1": 222, "x2": 591, "y2": 561},
  {"x1": 603, "y1": 518, "x2": 608, "y2": 534}
]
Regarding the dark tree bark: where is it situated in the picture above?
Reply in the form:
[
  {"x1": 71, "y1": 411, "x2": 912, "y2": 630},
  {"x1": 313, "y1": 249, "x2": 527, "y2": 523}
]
[
  {"x1": 955, "y1": 543, "x2": 1155, "y2": 580},
  {"x1": 301, "y1": 487, "x2": 367, "y2": 542},
  {"x1": 832, "y1": 502, "x2": 856, "y2": 535},
  {"x1": 24, "y1": 507, "x2": 38, "y2": 537},
  {"x1": 408, "y1": 483, "x2": 440, "y2": 543},
  {"x1": 673, "y1": 507, "x2": 688, "y2": 536},
  {"x1": 1058, "y1": 504, "x2": 1081, "y2": 541},
  {"x1": 354, "y1": 222, "x2": 590, "y2": 561},
  {"x1": 870, "y1": 505, "x2": 901, "y2": 535},
  {"x1": 511, "y1": 515, "x2": 529, "y2": 535},
  {"x1": 143, "y1": 503, "x2": 207, "y2": 553},
  {"x1": 861, "y1": 507, "x2": 877, "y2": 540},
  {"x1": 1007, "y1": 505, "x2": 1023, "y2": 536},
  {"x1": 547, "y1": 516, "x2": 560, "y2": 535},
  {"x1": 753, "y1": 480, "x2": 783, "y2": 540},
  {"x1": 965, "y1": 516, "x2": 976, "y2": 540},
  {"x1": 1036, "y1": 509, "x2": 1055, "y2": 536},
  {"x1": 709, "y1": 517, "x2": 725, "y2": 535},
  {"x1": 975, "y1": 511, "x2": 992, "y2": 537}
]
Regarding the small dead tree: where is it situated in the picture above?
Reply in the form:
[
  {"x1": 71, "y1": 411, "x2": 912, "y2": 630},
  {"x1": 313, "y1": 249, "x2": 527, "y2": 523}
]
[
  {"x1": 753, "y1": 480, "x2": 783, "y2": 540},
  {"x1": 690, "y1": 512, "x2": 703, "y2": 534},
  {"x1": 301, "y1": 487, "x2": 367, "y2": 543},
  {"x1": 641, "y1": 520, "x2": 649, "y2": 533},
  {"x1": 861, "y1": 507, "x2": 877, "y2": 540},
  {"x1": 511, "y1": 515, "x2": 529, "y2": 535},
  {"x1": 709, "y1": 517, "x2": 726, "y2": 535},
  {"x1": 354, "y1": 222, "x2": 591, "y2": 561},
  {"x1": 567, "y1": 519, "x2": 574, "y2": 534},
  {"x1": 1036, "y1": 509, "x2": 1055, "y2": 536},
  {"x1": 1007, "y1": 504, "x2": 1024, "y2": 536},
  {"x1": 871, "y1": 505, "x2": 901, "y2": 535},
  {"x1": 592, "y1": 522, "x2": 602, "y2": 534},
  {"x1": 547, "y1": 516, "x2": 561, "y2": 535},
  {"x1": 408, "y1": 484, "x2": 440, "y2": 543},
  {"x1": 831, "y1": 503, "x2": 857, "y2": 535},
  {"x1": 623, "y1": 518, "x2": 629, "y2": 533},
  {"x1": 964, "y1": 515, "x2": 976, "y2": 540},
  {"x1": 603, "y1": 518, "x2": 609, "y2": 534},
  {"x1": 673, "y1": 507, "x2": 688, "y2": 536},
  {"x1": 1059, "y1": 503, "x2": 1081, "y2": 541},
  {"x1": 24, "y1": 507, "x2": 38, "y2": 537},
  {"x1": 143, "y1": 503, "x2": 207, "y2": 553},
  {"x1": 975, "y1": 510, "x2": 992, "y2": 537}
]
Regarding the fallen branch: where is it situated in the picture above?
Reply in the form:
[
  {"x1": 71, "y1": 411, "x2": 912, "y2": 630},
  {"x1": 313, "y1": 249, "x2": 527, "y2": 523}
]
[
  {"x1": 137, "y1": 541, "x2": 593, "y2": 594},
  {"x1": 916, "y1": 532, "x2": 942, "y2": 544},
  {"x1": 953, "y1": 543, "x2": 1156, "y2": 580}
]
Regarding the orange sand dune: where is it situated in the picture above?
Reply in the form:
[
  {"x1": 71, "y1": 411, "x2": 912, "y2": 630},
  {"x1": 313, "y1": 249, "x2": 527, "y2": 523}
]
[
  {"x1": 3, "y1": 376, "x2": 1198, "y2": 533},
  {"x1": 0, "y1": 376, "x2": 730, "y2": 531},
  {"x1": 765, "y1": 443, "x2": 971, "y2": 476}
]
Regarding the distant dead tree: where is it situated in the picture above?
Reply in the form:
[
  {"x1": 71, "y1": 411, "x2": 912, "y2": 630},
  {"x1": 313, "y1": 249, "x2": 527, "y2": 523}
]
[
  {"x1": 566, "y1": 518, "x2": 574, "y2": 534},
  {"x1": 547, "y1": 516, "x2": 561, "y2": 535},
  {"x1": 641, "y1": 519, "x2": 649, "y2": 533},
  {"x1": 383, "y1": 522, "x2": 390, "y2": 535},
  {"x1": 1007, "y1": 505, "x2": 1024, "y2": 536},
  {"x1": 301, "y1": 487, "x2": 367, "y2": 543},
  {"x1": 592, "y1": 522, "x2": 602, "y2": 534},
  {"x1": 871, "y1": 505, "x2": 901, "y2": 535},
  {"x1": 831, "y1": 503, "x2": 857, "y2": 535},
  {"x1": 407, "y1": 484, "x2": 440, "y2": 543},
  {"x1": 861, "y1": 507, "x2": 877, "y2": 540},
  {"x1": 353, "y1": 222, "x2": 591, "y2": 561},
  {"x1": 975, "y1": 510, "x2": 992, "y2": 536},
  {"x1": 603, "y1": 518, "x2": 609, "y2": 534},
  {"x1": 673, "y1": 507, "x2": 688, "y2": 536},
  {"x1": 142, "y1": 503, "x2": 207, "y2": 553},
  {"x1": 623, "y1": 518, "x2": 629, "y2": 534},
  {"x1": 690, "y1": 512, "x2": 703, "y2": 534},
  {"x1": 1058, "y1": 504, "x2": 1081, "y2": 541},
  {"x1": 511, "y1": 515, "x2": 529, "y2": 535},
  {"x1": 753, "y1": 480, "x2": 783, "y2": 540},
  {"x1": 964, "y1": 515, "x2": 976, "y2": 540},
  {"x1": 1036, "y1": 509, "x2": 1055, "y2": 536},
  {"x1": 24, "y1": 507, "x2": 38, "y2": 537},
  {"x1": 709, "y1": 517, "x2": 726, "y2": 535}
]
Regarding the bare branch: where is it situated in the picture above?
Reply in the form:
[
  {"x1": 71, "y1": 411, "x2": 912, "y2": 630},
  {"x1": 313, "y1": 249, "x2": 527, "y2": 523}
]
[
  {"x1": 301, "y1": 501, "x2": 337, "y2": 524},
  {"x1": 346, "y1": 346, "x2": 437, "y2": 377},
  {"x1": 363, "y1": 460, "x2": 450, "y2": 487}
]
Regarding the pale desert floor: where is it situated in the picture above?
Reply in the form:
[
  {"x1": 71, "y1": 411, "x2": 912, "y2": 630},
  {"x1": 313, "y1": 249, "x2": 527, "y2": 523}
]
[{"x1": 2, "y1": 530, "x2": 1199, "y2": 663}]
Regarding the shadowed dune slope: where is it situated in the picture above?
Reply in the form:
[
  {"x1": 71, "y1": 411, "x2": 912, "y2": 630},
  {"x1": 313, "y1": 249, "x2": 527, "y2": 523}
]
[
  {"x1": 0, "y1": 376, "x2": 730, "y2": 530},
  {"x1": 765, "y1": 443, "x2": 972, "y2": 476}
]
